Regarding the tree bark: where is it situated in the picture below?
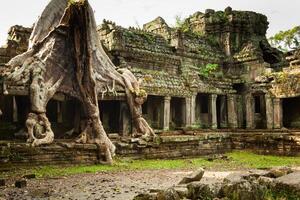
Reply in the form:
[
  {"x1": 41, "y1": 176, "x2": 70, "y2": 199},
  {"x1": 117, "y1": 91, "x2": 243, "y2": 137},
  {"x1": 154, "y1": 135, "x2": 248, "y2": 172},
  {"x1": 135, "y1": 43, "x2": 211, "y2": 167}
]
[{"x1": 1, "y1": 0, "x2": 155, "y2": 163}]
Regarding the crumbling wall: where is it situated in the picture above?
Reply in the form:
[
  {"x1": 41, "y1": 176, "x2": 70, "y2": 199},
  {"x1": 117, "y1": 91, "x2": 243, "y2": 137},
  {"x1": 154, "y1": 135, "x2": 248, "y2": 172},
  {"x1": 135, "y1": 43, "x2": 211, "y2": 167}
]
[{"x1": 0, "y1": 25, "x2": 32, "y2": 66}]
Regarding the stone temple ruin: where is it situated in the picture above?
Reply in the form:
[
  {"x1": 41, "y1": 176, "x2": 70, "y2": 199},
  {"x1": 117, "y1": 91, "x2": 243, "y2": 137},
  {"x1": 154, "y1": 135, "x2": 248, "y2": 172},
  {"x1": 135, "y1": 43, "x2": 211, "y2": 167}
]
[{"x1": 0, "y1": 1, "x2": 300, "y2": 166}]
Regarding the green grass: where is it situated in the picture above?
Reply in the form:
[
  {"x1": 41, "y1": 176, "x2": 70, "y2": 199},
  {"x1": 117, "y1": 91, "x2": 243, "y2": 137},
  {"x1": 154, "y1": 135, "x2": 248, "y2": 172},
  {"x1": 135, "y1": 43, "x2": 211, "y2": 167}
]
[
  {"x1": 227, "y1": 151, "x2": 300, "y2": 169},
  {"x1": 2, "y1": 151, "x2": 300, "y2": 178}
]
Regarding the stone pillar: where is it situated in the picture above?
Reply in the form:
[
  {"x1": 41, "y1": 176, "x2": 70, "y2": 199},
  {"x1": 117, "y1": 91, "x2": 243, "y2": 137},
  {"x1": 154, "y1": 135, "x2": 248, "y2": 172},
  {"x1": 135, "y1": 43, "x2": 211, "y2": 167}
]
[
  {"x1": 219, "y1": 95, "x2": 228, "y2": 128},
  {"x1": 120, "y1": 102, "x2": 131, "y2": 136},
  {"x1": 245, "y1": 94, "x2": 255, "y2": 129},
  {"x1": 265, "y1": 94, "x2": 274, "y2": 129},
  {"x1": 224, "y1": 32, "x2": 231, "y2": 56},
  {"x1": 184, "y1": 97, "x2": 192, "y2": 127},
  {"x1": 190, "y1": 95, "x2": 196, "y2": 126},
  {"x1": 12, "y1": 96, "x2": 18, "y2": 122},
  {"x1": 163, "y1": 97, "x2": 171, "y2": 131},
  {"x1": 209, "y1": 94, "x2": 218, "y2": 129},
  {"x1": 57, "y1": 101, "x2": 63, "y2": 123},
  {"x1": 273, "y1": 98, "x2": 283, "y2": 129},
  {"x1": 227, "y1": 94, "x2": 238, "y2": 129}
]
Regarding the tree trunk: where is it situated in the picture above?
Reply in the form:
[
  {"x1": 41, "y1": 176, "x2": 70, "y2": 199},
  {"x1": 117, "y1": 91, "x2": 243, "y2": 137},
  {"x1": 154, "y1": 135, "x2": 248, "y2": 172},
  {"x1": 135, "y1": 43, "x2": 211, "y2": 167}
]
[{"x1": 1, "y1": 0, "x2": 155, "y2": 164}]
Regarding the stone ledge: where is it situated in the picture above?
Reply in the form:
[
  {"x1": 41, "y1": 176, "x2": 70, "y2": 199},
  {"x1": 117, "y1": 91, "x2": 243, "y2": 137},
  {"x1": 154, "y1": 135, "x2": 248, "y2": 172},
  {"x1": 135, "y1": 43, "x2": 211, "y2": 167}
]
[{"x1": 0, "y1": 131, "x2": 299, "y2": 170}]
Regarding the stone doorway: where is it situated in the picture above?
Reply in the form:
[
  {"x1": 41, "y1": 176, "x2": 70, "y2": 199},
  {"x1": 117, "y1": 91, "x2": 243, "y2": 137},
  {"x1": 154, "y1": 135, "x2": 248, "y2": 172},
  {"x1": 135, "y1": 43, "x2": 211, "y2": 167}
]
[
  {"x1": 170, "y1": 97, "x2": 185, "y2": 129},
  {"x1": 142, "y1": 95, "x2": 164, "y2": 130},
  {"x1": 195, "y1": 94, "x2": 209, "y2": 128},
  {"x1": 99, "y1": 100, "x2": 122, "y2": 134},
  {"x1": 217, "y1": 95, "x2": 228, "y2": 129},
  {"x1": 253, "y1": 94, "x2": 267, "y2": 129},
  {"x1": 282, "y1": 97, "x2": 300, "y2": 129}
]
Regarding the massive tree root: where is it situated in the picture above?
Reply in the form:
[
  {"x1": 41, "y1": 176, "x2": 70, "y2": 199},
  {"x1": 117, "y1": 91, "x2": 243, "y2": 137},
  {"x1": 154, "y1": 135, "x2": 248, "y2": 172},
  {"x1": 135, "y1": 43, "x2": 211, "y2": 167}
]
[
  {"x1": 118, "y1": 68, "x2": 155, "y2": 139},
  {"x1": 0, "y1": 0, "x2": 155, "y2": 164}
]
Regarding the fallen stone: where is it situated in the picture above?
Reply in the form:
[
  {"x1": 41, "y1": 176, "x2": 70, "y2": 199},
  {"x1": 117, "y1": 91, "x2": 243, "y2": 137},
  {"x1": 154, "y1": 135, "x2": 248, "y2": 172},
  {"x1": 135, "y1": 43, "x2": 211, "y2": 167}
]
[
  {"x1": 138, "y1": 139, "x2": 148, "y2": 146},
  {"x1": 258, "y1": 176, "x2": 275, "y2": 188},
  {"x1": 130, "y1": 138, "x2": 140, "y2": 143},
  {"x1": 22, "y1": 174, "x2": 36, "y2": 179},
  {"x1": 0, "y1": 179, "x2": 5, "y2": 186},
  {"x1": 187, "y1": 182, "x2": 221, "y2": 200},
  {"x1": 179, "y1": 168, "x2": 204, "y2": 184},
  {"x1": 15, "y1": 179, "x2": 27, "y2": 188},
  {"x1": 223, "y1": 172, "x2": 249, "y2": 184},
  {"x1": 157, "y1": 187, "x2": 180, "y2": 200},
  {"x1": 133, "y1": 193, "x2": 157, "y2": 200},
  {"x1": 173, "y1": 185, "x2": 188, "y2": 198},
  {"x1": 220, "y1": 179, "x2": 264, "y2": 200},
  {"x1": 265, "y1": 167, "x2": 293, "y2": 178},
  {"x1": 274, "y1": 171, "x2": 300, "y2": 197}
]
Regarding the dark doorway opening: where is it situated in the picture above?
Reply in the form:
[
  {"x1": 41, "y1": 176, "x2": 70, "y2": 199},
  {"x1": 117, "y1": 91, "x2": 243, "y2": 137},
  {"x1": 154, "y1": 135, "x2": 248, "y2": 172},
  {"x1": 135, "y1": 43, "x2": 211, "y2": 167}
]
[
  {"x1": 282, "y1": 97, "x2": 300, "y2": 129},
  {"x1": 217, "y1": 95, "x2": 228, "y2": 128},
  {"x1": 253, "y1": 94, "x2": 267, "y2": 129},
  {"x1": 99, "y1": 100, "x2": 121, "y2": 134},
  {"x1": 195, "y1": 94, "x2": 209, "y2": 128},
  {"x1": 170, "y1": 97, "x2": 185, "y2": 129}
]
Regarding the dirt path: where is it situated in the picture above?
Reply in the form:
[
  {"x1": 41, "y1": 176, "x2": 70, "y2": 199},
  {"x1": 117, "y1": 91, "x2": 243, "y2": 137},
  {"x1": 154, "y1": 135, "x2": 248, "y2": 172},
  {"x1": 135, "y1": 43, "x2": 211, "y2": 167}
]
[{"x1": 0, "y1": 169, "x2": 234, "y2": 200}]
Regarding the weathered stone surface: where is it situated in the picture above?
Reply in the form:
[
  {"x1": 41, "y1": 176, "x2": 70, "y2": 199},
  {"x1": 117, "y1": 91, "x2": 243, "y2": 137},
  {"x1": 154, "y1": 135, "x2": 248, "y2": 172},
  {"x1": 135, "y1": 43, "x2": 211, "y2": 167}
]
[
  {"x1": 157, "y1": 187, "x2": 181, "y2": 200},
  {"x1": 179, "y1": 168, "x2": 205, "y2": 184},
  {"x1": 0, "y1": 132, "x2": 300, "y2": 169},
  {"x1": 187, "y1": 181, "x2": 222, "y2": 199},
  {"x1": 173, "y1": 185, "x2": 188, "y2": 198},
  {"x1": 134, "y1": 168, "x2": 300, "y2": 200},
  {"x1": 265, "y1": 167, "x2": 293, "y2": 178},
  {"x1": 133, "y1": 193, "x2": 157, "y2": 200},
  {"x1": 274, "y1": 171, "x2": 300, "y2": 197}
]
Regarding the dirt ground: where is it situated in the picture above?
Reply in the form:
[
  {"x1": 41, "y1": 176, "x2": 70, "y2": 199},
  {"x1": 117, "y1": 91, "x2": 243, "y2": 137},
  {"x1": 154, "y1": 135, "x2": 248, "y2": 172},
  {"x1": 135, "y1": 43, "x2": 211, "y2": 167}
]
[{"x1": 0, "y1": 169, "x2": 233, "y2": 200}]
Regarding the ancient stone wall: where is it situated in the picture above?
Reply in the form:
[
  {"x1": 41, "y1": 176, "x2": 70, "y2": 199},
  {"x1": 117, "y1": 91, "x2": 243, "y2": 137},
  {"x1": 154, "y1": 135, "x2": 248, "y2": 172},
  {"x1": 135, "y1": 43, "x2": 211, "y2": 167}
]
[
  {"x1": 0, "y1": 25, "x2": 32, "y2": 66},
  {"x1": 1, "y1": 131, "x2": 299, "y2": 170}
]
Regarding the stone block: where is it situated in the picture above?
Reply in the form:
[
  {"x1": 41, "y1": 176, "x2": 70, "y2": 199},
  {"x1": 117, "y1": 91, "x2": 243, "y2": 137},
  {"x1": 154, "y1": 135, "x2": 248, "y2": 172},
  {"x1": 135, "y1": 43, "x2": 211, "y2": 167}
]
[{"x1": 179, "y1": 168, "x2": 204, "y2": 184}]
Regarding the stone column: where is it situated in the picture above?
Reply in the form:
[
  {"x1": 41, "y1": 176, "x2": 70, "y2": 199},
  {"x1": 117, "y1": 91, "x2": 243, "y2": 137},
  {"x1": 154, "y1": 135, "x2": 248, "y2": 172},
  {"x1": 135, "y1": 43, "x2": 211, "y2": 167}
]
[
  {"x1": 245, "y1": 94, "x2": 255, "y2": 129},
  {"x1": 273, "y1": 98, "x2": 283, "y2": 129},
  {"x1": 209, "y1": 94, "x2": 218, "y2": 129},
  {"x1": 224, "y1": 32, "x2": 231, "y2": 56},
  {"x1": 163, "y1": 97, "x2": 171, "y2": 131},
  {"x1": 265, "y1": 94, "x2": 274, "y2": 129},
  {"x1": 184, "y1": 97, "x2": 192, "y2": 127},
  {"x1": 12, "y1": 96, "x2": 18, "y2": 122},
  {"x1": 227, "y1": 94, "x2": 238, "y2": 129},
  {"x1": 190, "y1": 95, "x2": 196, "y2": 127}
]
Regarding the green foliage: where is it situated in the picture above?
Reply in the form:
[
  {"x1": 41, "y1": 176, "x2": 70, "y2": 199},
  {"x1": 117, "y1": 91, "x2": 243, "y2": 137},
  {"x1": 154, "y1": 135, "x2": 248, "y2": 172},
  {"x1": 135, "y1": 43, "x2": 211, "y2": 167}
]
[
  {"x1": 174, "y1": 15, "x2": 190, "y2": 33},
  {"x1": 227, "y1": 151, "x2": 300, "y2": 169},
  {"x1": 205, "y1": 35, "x2": 220, "y2": 48},
  {"x1": 68, "y1": 0, "x2": 86, "y2": 6},
  {"x1": 199, "y1": 63, "x2": 220, "y2": 78},
  {"x1": 269, "y1": 26, "x2": 300, "y2": 51},
  {"x1": 263, "y1": 189, "x2": 300, "y2": 200}
]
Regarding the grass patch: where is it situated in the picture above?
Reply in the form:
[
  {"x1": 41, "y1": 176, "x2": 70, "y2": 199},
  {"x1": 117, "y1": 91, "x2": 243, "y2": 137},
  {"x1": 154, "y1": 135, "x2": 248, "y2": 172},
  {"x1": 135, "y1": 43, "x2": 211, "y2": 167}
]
[
  {"x1": 2, "y1": 151, "x2": 300, "y2": 179},
  {"x1": 227, "y1": 151, "x2": 300, "y2": 169}
]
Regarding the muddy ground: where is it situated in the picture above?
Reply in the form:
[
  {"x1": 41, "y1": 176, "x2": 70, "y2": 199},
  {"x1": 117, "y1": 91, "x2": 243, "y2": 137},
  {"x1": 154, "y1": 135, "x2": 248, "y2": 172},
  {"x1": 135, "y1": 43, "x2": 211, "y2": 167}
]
[{"x1": 0, "y1": 169, "x2": 234, "y2": 200}]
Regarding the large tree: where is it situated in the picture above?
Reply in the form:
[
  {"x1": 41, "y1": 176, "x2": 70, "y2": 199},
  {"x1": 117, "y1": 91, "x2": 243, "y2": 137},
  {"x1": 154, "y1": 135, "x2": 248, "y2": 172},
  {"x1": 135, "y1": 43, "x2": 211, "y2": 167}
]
[
  {"x1": 0, "y1": 0, "x2": 155, "y2": 164},
  {"x1": 269, "y1": 26, "x2": 300, "y2": 51}
]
